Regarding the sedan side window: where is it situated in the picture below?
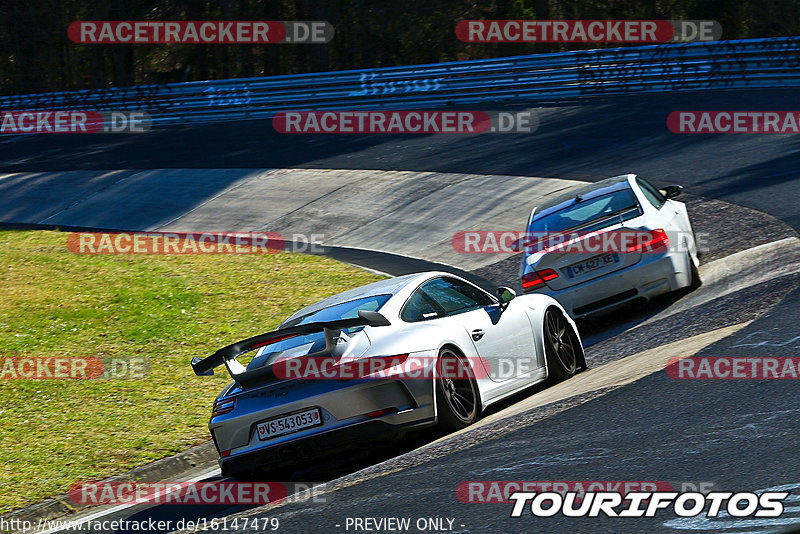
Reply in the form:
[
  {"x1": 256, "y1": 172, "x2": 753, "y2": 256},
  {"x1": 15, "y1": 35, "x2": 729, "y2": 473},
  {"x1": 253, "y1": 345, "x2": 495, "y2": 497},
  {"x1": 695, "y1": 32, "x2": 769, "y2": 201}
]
[{"x1": 636, "y1": 177, "x2": 667, "y2": 209}]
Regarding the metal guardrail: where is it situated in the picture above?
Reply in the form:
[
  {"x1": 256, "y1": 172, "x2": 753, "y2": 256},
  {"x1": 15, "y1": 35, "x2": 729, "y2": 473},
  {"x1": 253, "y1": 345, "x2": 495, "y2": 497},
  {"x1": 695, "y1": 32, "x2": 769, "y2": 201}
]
[{"x1": 2, "y1": 36, "x2": 800, "y2": 125}]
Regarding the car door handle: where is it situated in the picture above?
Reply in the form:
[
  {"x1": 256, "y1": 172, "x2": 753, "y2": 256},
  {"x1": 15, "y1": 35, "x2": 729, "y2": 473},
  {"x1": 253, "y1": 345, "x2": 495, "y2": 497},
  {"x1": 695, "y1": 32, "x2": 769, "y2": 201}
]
[{"x1": 471, "y1": 329, "x2": 485, "y2": 341}]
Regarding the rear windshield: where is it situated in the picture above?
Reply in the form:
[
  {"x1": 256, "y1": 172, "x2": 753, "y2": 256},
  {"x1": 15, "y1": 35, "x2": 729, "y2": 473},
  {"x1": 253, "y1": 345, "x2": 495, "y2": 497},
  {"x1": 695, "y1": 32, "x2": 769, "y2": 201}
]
[
  {"x1": 531, "y1": 188, "x2": 641, "y2": 235},
  {"x1": 245, "y1": 294, "x2": 391, "y2": 371},
  {"x1": 281, "y1": 294, "x2": 391, "y2": 328}
]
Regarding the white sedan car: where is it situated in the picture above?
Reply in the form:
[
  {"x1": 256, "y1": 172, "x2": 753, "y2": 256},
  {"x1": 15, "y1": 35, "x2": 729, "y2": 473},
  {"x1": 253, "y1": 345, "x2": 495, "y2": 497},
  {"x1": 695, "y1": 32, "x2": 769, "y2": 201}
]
[{"x1": 517, "y1": 174, "x2": 700, "y2": 318}]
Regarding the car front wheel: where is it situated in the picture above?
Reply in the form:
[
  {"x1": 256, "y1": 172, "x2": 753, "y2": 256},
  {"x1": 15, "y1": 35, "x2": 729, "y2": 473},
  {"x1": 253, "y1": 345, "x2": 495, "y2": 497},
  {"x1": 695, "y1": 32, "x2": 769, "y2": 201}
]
[{"x1": 544, "y1": 307, "x2": 579, "y2": 383}]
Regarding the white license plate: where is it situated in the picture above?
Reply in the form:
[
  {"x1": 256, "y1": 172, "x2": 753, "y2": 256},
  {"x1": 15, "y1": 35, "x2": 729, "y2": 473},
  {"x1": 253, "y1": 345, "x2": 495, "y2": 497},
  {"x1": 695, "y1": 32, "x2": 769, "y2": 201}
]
[
  {"x1": 567, "y1": 253, "x2": 619, "y2": 278},
  {"x1": 256, "y1": 408, "x2": 322, "y2": 441}
]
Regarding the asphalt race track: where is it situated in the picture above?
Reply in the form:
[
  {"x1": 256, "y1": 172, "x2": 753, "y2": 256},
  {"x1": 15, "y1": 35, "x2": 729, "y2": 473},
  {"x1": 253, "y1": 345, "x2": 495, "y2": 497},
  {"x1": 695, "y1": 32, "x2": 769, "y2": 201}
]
[{"x1": 1, "y1": 87, "x2": 800, "y2": 533}]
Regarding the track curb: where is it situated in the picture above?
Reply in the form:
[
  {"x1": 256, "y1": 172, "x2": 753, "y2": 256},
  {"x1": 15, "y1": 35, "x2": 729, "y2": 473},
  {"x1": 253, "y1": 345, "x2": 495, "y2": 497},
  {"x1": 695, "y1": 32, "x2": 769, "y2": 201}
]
[{"x1": 0, "y1": 442, "x2": 217, "y2": 530}]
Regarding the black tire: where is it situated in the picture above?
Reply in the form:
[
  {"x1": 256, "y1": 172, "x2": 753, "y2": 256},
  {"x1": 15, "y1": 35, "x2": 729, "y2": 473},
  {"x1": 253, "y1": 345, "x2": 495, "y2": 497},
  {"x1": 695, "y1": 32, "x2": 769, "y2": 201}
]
[
  {"x1": 688, "y1": 253, "x2": 702, "y2": 290},
  {"x1": 435, "y1": 348, "x2": 480, "y2": 430},
  {"x1": 544, "y1": 307, "x2": 579, "y2": 383}
]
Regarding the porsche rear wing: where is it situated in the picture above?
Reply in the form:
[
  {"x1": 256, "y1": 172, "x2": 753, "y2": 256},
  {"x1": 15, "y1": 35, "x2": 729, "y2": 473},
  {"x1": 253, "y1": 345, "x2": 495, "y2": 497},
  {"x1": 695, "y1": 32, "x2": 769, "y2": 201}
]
[{"x1": 190, "y1": 310, "x2": 391, "y2": 378}]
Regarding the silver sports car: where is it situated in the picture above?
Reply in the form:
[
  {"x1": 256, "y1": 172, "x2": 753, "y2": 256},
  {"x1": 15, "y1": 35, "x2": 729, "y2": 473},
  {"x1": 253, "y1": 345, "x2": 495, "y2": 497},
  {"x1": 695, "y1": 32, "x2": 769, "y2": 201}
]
[{"x1": 191, "y1": 271, "x2": 585, "y2": 477}]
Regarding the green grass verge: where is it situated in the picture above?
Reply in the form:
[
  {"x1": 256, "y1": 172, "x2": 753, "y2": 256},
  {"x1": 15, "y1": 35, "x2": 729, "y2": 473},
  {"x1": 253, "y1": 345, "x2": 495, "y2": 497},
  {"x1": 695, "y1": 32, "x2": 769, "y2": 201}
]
[{"x1": 0, "y1": 230, "x2": 384, "y2": 513}]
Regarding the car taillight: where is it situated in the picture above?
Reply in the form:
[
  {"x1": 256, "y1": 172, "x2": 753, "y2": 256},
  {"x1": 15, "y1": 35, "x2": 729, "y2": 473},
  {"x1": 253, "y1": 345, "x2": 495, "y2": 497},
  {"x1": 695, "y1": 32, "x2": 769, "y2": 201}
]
[
  {"x1": 521, "y1": 272, "x2": 542, "y2": 290},
  {"x1": 212, "y1": 397, "x2": 236, "y2": 416},
  {"x1": 627, "y1": 229, "x2": 669, "y2": 253},
  {"x1": 538, "y1": 269, "x2": 559, "y2": 281},
  {"x1": 521, "y1": 268, "x2": 559, "y2": 291}
]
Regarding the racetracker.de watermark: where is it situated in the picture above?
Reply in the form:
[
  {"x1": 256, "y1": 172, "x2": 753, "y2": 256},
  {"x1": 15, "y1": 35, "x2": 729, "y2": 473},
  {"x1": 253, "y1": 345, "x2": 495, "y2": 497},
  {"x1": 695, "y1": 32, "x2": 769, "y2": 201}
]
[
  {"x1": 66, "y1": 232, "x2": 327, "y2": 254},
  {"x1": 272, "y1": 110, "x2": 538, "y2": 134},
  {"x1": 1, "y1": 111, "x2": 151, "y2": 134},
  {"x1": 668, "y1": 111, "x2": 800, "y2": 133},
  {"x1": 506, "y1": 490, "x2": 787, "y2": 518},
  {"x1": 667, "y1": 356, "x2": 800, "y2": 379},
  {"x1": 456, "y1": 20, "x2": 721, "y2": 43},
  {"x1": 69, "y1": 481, "x2": 287, "y2": 506},
  {"x1": 451, "y1": 229, "x2": 708, "y2": 255},
  {"x1": 0, "y1": 357, "x2": 148, "y2": 380},
  {"x1": 270, "y1": 355, "x2": 547, "y2": 381},
  {"x1": 68, "y1": 21, "x2": 334, "y2": 44}
]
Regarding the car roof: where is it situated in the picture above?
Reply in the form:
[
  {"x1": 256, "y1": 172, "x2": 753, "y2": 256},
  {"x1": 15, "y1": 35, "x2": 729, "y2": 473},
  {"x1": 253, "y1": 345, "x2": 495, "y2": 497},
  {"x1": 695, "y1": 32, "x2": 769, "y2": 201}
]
[
  {"x1": 533, "y1": 174, "x2": 634, "y2": 221},
  {"x1": 283, "y1": 272, "x2": 428, "y2": 321}
]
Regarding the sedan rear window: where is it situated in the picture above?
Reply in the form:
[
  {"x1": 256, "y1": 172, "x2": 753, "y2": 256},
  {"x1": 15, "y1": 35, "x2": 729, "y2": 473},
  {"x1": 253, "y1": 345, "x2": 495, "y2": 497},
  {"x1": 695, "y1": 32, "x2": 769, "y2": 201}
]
[{"x1": 531, "y1": 188, "x2": 641, "y2": 235}]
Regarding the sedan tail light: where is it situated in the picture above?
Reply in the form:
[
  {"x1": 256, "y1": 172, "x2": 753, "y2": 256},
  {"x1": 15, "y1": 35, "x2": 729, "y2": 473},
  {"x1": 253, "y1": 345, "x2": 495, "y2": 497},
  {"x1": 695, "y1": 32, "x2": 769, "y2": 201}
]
[
  {"x1": 521, "y1": 268, "x2": 559, "y2": 291},
  {"x1": 627, "y1": 229, "x2": 669, "y2": 253},
  {"x1": 212, "y1": 396, "x2": 236, "y2": 417}
]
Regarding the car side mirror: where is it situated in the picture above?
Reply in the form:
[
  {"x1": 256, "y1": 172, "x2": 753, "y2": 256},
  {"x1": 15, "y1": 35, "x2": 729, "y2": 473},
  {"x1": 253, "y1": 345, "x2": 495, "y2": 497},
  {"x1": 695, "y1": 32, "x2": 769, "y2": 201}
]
[
  {"x1": 495, "y1": 286, "x2": 516, "y2": 310},
  {"x1": 661, "y1": 185, "x2": 683, "y2": 199}
]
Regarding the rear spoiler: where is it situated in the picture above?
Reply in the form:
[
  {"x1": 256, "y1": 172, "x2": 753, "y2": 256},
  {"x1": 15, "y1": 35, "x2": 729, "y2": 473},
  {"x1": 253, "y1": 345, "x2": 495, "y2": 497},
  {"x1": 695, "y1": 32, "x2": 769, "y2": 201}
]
[{"x1": 190, "y1": 310, "x2": 391, "y2": 377}]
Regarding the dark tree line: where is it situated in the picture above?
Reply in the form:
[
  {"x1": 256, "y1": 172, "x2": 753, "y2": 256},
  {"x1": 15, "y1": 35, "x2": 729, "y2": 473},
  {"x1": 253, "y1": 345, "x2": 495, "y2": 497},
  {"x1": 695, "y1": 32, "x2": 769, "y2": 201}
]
[{"x1": 1, "y1": 0, "x2": 799, "y2": 95}]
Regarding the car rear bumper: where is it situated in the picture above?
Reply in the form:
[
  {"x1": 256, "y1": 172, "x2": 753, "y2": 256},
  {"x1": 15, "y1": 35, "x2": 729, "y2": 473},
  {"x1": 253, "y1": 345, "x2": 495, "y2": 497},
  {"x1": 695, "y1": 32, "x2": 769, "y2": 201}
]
[
  {"x1": 210, "y1": 376, "x2": 436, "y2": 476},
  {"x1": 525, "y1": 252, "x2": 690, "y2": 318},
  {"x1": 219, "y1": 411, "x2": 435, "y2": 477}
]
